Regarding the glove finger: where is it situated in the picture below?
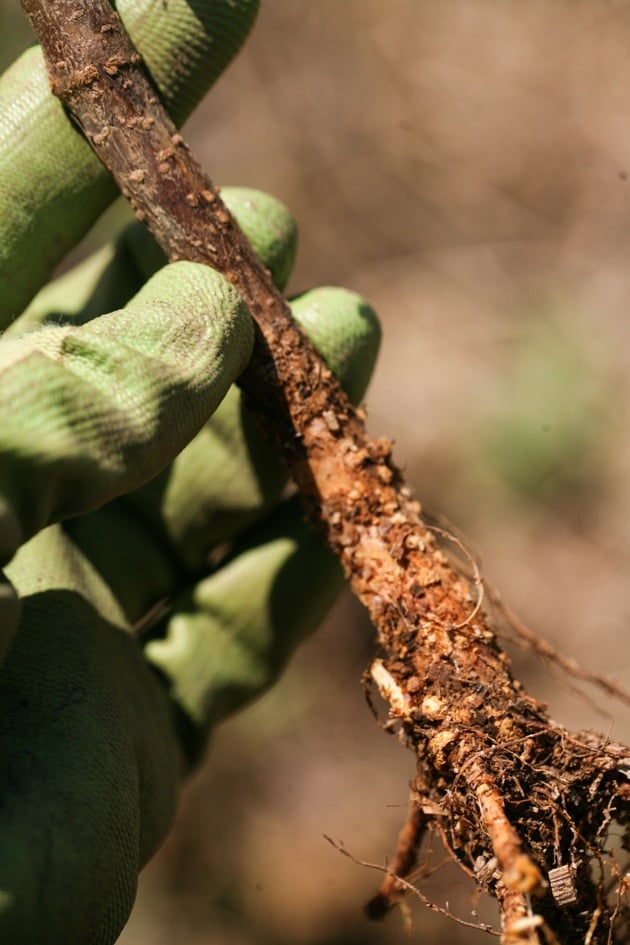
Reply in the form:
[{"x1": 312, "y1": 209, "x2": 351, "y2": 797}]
[
  {"x1": 9, "y1": 186, "x2": 297, "y2": 338},
  {"x1": 0, "y1": 262, "x2": 252, "y2": 566},
  {"x1": 0, "y1": 0, "x2": 259, "y2": 324},
  {"x1": 0, "y1": 526, "x2": 181, "y2": 945},
  {"x1": 124, "y1": 285, "x2": 382, "y2": 568},
  {"x1": 142, "y1": 496, "x2": 344, "y2": 762},
  {"x1": 65, "y1": 284, "x2": 381, "y2": 625}
]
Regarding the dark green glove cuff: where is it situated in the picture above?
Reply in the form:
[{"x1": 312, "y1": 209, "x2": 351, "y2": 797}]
[{"x1": 1, "y1": 526, "x2": 182, "y2": 945}]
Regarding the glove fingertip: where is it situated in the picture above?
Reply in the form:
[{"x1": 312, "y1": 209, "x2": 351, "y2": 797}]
[
  {"x1": 290, "y1": 286, "x2": 382, "y2": 404},
  {"x1": 221, "y1": 187, "x2": 298, "y2": 291},
  {"x1": 121, "y1": 0, "x2": 261, "y2": 126}
]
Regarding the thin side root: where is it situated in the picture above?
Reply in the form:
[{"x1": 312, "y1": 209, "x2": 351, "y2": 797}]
[
  {"x1": 466, "y1": 759, "x2": 547, "y2": 943},
  {"x1": 468, "y1": 759, "x2": 544, "y2": 896},
  {"x1": 365, "y1": 796, "x2": 426, "y2": 918}
]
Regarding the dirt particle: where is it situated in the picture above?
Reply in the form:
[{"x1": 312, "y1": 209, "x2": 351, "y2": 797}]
[
  {"x1": 421, "y1": 694, "x2": 446, "y2": 719},
  {"x1": 92, "y1": 125, "x2": 110, "y2": 146},
  {"x1": 323, "y1": 409, "x2": 340, "y2": 433},
  {"x1": 75, "y1": 65, "x2": 99, "y2": 86},
  {"x1": 417, "y1": 567, "x2": 441, "y2": 586},
  {"x1": 374, "y1": 436, "x2": 393, "y2": 456},
  {"x1": 376, "y1": 464, "x2": 394, "y2": 484},
  {"x1": 429, "y1": 730, "x2": 456, "y2": 768}
]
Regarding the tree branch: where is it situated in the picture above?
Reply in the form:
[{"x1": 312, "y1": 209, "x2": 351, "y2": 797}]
[{"x1": 19, "y1": 2, "x2": 630, "y2": 941}]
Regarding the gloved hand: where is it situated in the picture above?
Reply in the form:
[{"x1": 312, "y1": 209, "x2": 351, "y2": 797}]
[{"x1": 0, "y1": 3, "x2": 380, "y2": 944}]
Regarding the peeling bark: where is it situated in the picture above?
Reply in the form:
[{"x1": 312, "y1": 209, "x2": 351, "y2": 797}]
[{"x1": 19, "y1": 1, "x2": 630, "y2": 941}]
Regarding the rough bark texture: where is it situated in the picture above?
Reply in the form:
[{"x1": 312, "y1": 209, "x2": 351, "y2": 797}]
[{"x1": 19, "y1": 2, "x2": 630, "y2": 942}]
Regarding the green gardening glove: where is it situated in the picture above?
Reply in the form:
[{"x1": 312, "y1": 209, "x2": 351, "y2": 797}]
[{"x1": 0, "y1": 4, "x2": 381, "y2": 944}]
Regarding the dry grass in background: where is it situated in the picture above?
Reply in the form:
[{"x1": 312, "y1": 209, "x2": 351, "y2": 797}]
[{"x1": 5, "y1": 1, "x2": 630, "y2": 942}]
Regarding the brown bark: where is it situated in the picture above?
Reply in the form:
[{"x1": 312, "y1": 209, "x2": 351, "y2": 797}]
[{"x1": 19, "y1": 1, "x2": 630, "y2": 941}]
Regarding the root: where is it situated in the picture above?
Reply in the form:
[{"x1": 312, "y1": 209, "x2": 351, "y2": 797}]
[
  {"x1": 489, "y1": 587, "x2": 630, "y2": 710},
  {"x1": 364, "y1": 796, "x2": 426, "y2": 917},
  {"x1": 368, "y1": 613, "x2": 630, "y2": 943},
  {"x1": 24, "y1": 4, "x2": 630, "y2": 941},
  {"x1": 326, "y1": 835, "x2": 500, "y2": 937}
]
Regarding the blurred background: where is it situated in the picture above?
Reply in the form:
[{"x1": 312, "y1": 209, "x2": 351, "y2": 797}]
[{"x1": 4, "y1": 1, "x2": 630, "y2": 941}]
